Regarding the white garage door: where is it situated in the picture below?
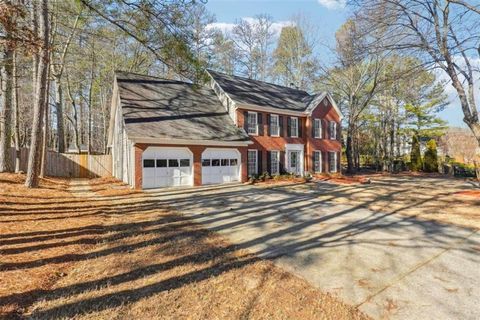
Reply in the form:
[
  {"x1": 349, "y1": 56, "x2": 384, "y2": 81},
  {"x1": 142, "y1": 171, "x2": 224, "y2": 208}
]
[
  {"x1": 202, "y1": 148, "x2": 240, "y2": 185},
  {"x1": 142, "y1": 147, "x2": 193, "y2": 189}
]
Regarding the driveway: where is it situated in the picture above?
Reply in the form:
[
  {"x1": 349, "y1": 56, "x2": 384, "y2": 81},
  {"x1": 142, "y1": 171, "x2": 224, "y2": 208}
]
[{"x1": 147, "y1": 179, "x2": 480, "y2": 319}]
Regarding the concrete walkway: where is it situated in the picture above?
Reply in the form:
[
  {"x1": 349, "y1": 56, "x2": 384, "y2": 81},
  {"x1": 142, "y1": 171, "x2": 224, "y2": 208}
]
[
  {"x1": 68, "y1": 179, "x2": 97, "y2": 198},
  {"x1": 147, "y1": 182, "x2": 480, "y2": 320}
]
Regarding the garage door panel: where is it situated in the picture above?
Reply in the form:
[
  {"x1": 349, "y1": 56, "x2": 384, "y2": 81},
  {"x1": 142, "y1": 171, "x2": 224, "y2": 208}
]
[
  {"x1": 142, "y1": 147, "x2": 193, "y2": 189},
  {"x1": 202, "y1": 148, "x2": 240, "y2": 185}
]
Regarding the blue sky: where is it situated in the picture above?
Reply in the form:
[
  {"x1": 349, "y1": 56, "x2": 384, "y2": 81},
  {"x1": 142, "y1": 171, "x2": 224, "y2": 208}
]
[{"x1": 205, "y1": 0, "x2": 468, "y2": 127}]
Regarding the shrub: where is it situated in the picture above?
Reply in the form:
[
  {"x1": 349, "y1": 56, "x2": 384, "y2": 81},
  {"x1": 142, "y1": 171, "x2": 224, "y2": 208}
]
[
  {"x1": 410, "y1": 134, "x2": 423, "y2": 171},
  {"x1": 423, "y1": 139, "x2": 439, "y2": 172}
]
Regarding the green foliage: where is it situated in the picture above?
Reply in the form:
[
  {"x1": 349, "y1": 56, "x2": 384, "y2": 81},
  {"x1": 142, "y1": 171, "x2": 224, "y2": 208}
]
[
  {"x1": 410, "y1": 134, "x2": 423, "y2": 171},
  {"x1": 423, "y1": 139, "x2": 438, "y2": 172}
]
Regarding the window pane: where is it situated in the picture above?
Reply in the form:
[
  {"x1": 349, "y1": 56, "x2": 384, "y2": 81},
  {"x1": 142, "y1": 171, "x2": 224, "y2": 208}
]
[
  {"x1": 180, "y1": 159, "x2": 190, "y2": 167},
  {"x1": 221, "y1": 159, "x2": 229, "y2": 166},
  {"x1": 143, "y1": 159, "x2": 155, "y2": 168},
  {"x1": 202, "y1": 159, "x2": 210, "y2": 166},
  {"x1": 270, "y1": 115, "x2": 279, "y2": 136},
  {"x1": 169, "y1": 159, "x2": 179, "y2": 167},
  {"x1": 270, "y1": 151, "x2": 279, "y2": 175},
  {"x1": 156, "y1": 159, "x2": 167, "y2": 168},
  {"x1": 247, "y1": 112, "x2": 257, "y2": 134},
  {"x1": 212, "y1": 159, "x2": 220, "y2": 166},
  {"x1": 230, "y1": 158, "x2": 238, "y2": 166},
  {"x1": 291, "y1": 117, "x2": 298, "y2": 136}
]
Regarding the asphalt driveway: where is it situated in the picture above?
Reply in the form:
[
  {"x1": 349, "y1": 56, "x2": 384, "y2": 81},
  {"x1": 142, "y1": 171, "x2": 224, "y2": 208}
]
[{"x1": 147, "y1": 179, "x2": 480, "y2": 319}]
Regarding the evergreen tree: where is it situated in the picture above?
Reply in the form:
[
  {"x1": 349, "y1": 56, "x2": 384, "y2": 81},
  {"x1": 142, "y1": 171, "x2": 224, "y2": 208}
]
[
  {"x1": 423, "y1": 139, "x2": 438, "y2": 172},
  {"x1": 410, "y1": 134, "x2": 422, "y2": 171}
]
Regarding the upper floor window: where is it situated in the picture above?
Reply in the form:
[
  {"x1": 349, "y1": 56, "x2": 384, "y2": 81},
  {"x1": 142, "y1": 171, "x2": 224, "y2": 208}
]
[
  {"x1": 329, "y1": 121, "x2": 337, "y2": 140},
  {"x1": 313, "y1": 119, "x2": 322, "y2": 138},
  {"x1": 270, "y1": 114, "x2": 280, "y2": 136},
  {"x1": 247, "y1": 112, "x2": 258, "y2": 135},
  {"x1": 290, "y1": 117, "x2": 298, "y2": 137}
]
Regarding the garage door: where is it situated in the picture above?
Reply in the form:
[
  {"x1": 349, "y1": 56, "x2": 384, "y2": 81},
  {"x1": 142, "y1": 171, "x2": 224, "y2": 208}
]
[
  {"x1": 142, "y1": 147, "x2": 193, "y2": 189},
  {"x1": 202, "y1": 148, "x2": 240, "y2": 185}
]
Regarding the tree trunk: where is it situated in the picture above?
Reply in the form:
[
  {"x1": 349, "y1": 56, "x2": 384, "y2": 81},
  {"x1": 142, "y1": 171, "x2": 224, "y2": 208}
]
[
  {"x1": 0, "y1": 48, "x2": 13, "y2": 172},
  {"x1": 13, "y1": 50, "x2": 20, "y2": 173},
  {"x1": 54, "y1": 75, "x2": 65, "y2": 152},
  {"x1": 346, "y1": 125, "x2": 355, "y2": 173},
  {"x1": 25, "y1": 0, "x2": 49, "y2": 188}
]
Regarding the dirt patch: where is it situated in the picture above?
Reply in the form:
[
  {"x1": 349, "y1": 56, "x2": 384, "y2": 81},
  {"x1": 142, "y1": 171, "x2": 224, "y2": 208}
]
[
  {"x1": 0, "y1": 173, "x2": 368, "y2": 319},
  {"x1": 455, "y1": 190, "x2": 480, "y2": 198}
]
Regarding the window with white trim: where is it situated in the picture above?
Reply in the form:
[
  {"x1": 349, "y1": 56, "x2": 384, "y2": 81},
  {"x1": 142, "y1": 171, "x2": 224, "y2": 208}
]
[
  {"x1": 270, "y1": 114, "x2": 280, "y2": 136},
  {"x1": 314, "y1": 119, "x2": 322, "y2": 138},
  {"x1": 290, "y1": 117, "x2": 298, "y2": 137},
  {"x1": 247, "y1": 112, "x2": 258, "y2": 135},
  {"x1": 314, "y1": 151, "x2": 322, "y2": 173},
  {"x1": 247, "y1": 150, "x2": 258, "y2": 176},
  {"x1": 329, "y1": 121, "x2": 337, "y2": 140},
  {"x1": 329, "y1": 151, "x2": 337, "y2": 173},
  {"x1": 270, "y1": 151, "x2": 280, "y2": 175}
]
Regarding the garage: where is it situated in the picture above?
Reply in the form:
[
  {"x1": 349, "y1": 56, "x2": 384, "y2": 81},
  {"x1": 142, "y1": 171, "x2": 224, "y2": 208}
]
[
  {"x1": 201, "y1": 148, "x2": 241, "y2": 185},
  {"x1": 142, "y1": 147, "x2": 193, "y2": 189}
]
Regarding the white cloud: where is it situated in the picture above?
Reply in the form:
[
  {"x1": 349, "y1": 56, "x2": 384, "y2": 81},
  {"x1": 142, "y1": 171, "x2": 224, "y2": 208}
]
[
  {"x1": 206, "y1": 17, "x2": 294, "y2": 37},
  {"x1": 317, "y1": 0, "x2": 346, "y2": 10}
]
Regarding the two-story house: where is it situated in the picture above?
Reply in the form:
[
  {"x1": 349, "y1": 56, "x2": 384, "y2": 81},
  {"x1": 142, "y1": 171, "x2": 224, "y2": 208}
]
[{"x1": 108, "y1": 70, "x2": 343, "y2": 189}]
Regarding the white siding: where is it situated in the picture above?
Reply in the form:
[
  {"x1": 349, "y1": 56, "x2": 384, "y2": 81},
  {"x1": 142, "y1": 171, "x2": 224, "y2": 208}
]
[
  {"x1": 112, "y1": 92, "x2": 134, "y2": 186},
  {"x1": 210, "y1": 78, "x2": 237, "y2": 123}
]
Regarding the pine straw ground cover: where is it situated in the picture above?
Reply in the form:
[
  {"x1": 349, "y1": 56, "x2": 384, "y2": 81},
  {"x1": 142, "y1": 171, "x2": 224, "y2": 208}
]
[{"x1": 0, "y1": 173, "x2": 368, "y2": 320}]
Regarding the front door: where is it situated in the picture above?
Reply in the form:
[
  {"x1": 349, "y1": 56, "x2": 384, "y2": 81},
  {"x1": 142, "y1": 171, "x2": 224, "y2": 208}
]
[{"x1": 288, "y1": 151, "x2": 301, "y2": 175}]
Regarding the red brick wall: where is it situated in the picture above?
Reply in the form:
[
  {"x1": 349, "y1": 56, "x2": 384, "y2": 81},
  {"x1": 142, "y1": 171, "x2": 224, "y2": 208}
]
[
  {"x1": 134, "y1": 143, "x2": 248, "y2": 189},
  {"x1": 305, "y1": 99, "x2": 342, "y2": 173},
  {"x1": 237, "y1": 99, "x2": 341, "y2": 174}
]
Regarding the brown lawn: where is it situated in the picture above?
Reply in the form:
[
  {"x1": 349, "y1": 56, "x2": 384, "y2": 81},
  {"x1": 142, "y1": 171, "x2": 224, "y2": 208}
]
[
  {"x1": 0, "y1": 173, "x2": 368, "y2": 320},
  {"x1": 314, "y1": 173, "x2": 480, "y2": 229}
]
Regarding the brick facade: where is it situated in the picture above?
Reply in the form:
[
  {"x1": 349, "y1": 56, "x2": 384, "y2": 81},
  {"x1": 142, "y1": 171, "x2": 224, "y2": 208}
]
[
  {"x1": 237, "y1": 97, "x2": 342, "y2": 176},
  {"x1": 133, "y1": 143, "x2": 248, "y2": 189}
]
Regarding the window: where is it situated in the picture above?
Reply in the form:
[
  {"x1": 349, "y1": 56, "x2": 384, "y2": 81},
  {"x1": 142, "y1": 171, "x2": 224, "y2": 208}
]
[
  {"x1": 247, "y1": 112, "x2": 258, "y2": 135},
  {"x1": 247, "y1": 150, "x2": 257, "y2": 176},
  {"x1": 221, "y1": 159, "x2": 229, "y2": 166},
  {"x1": 230, "y1": 158, "x2": 238, "y2": 166},
  {"x1": 179, "y1": 159, "x2": 190, "y2": 167},
  {"x1": 212, "y1": 159, "x2": 220, "y2": 166},
  {"x1": 169, "y1": 159, "x2": 179, "y2": 167},
  {"x1": 290, "y1": 117, "x2": 298, "y2": 137},
  {"x1": 314, "y1": 151, "x2": 322, "y2": 173},
  {"x1": 314, "y1": 119, "x2": 322, "y2": 138},
  {"x1": 270, "y1": 151, "x2": 280, "y2": 175},
  {"x1": 329, "y1": 121, "x2": 337, "y2": 140},
  {"x1": 270, "y1": 114, "x2": 280, "y2": 136},
  {"x1": 156, "y1": 159, "x2": 167, "y2": 167},
  {"x1": 329, "y1": 152, "x2": 337, "y2": 173},
  {"x1": 143, "y1": 159, "x2": 155, "y2": 168},
  {"x1": 202, "y1": 159, "x2": 211, "y2": 166}
]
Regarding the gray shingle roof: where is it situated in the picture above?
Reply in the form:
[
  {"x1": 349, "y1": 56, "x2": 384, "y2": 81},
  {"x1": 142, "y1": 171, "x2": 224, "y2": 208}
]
[
  {"x1": 115, "y1": 71, "x2": 250, "y2": 142},
  {"x1": 207, "y1": 69, "x2": 313, "y2": 111}
]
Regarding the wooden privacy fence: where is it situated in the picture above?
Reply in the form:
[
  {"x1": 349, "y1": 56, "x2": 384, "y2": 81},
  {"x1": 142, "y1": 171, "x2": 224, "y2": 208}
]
[{"x1": 9, "y1": 148, "x2": 112, "y2": 178}]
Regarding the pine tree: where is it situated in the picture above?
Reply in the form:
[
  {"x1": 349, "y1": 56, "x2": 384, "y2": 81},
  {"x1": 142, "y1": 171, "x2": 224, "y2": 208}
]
[
  {"x1": 423, "y1": 139, "x2": 438, "y2": 172},
  {"x1": 410, "y1": 134, "x2": 422, "y2": 171}
]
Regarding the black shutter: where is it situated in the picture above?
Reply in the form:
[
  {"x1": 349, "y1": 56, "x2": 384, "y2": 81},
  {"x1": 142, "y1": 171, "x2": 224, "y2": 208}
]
[
  {"x1": 244, "y1": 111, "x2": 249, "y2": 132},
  {"x1": 287, "y1": 117, "x2": 291, "y2": 137},
  {"x1": 298, "y1": 119, "x2": 303, "y2": 138},
  {"x1": 257, "y1": 150, "x2": 263, "y2": 174},
  {"x1": 337, "y1": 122, "x2": 341, "y2": 141},
  {"x1": 267, "y1": 114, "x2": 271, "y2": 136},
  {"x1": 312, "y1": 118, "x2": 316, "y2": 138},
  {"x1": 267, "y1": 151, "x2": 271, "y2": 174},
  {"x1": 258, "y1": 113, "x2": 263, "y2": 136},
  {"x1": 312, "y1": 152, "x2": 316, "y2": 173},
  {"x1": 279, "y1": 116, "x2": 284, "y2": 137},
  {"x1": 279, "y1": 151, "x2": 286, "y2": 174}
]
